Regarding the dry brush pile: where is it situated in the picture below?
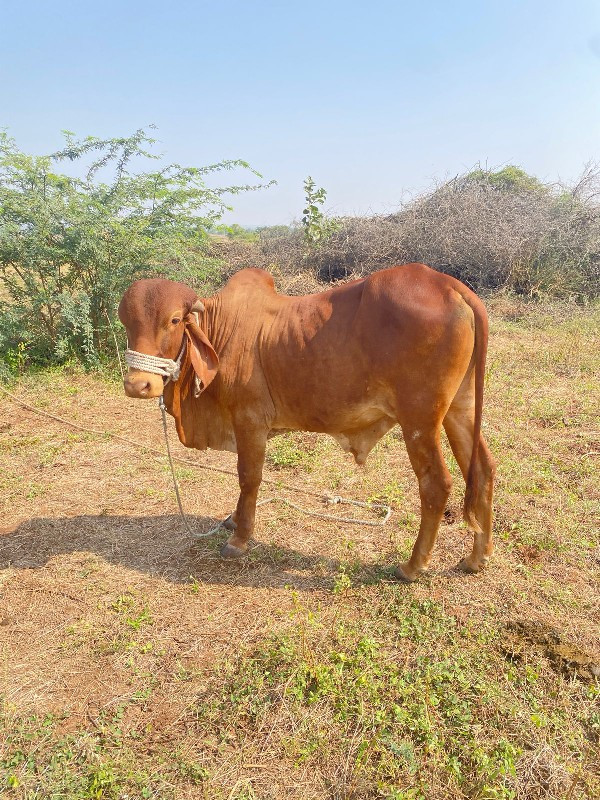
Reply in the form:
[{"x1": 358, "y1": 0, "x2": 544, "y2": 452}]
[{"x1": 211, "y1": 165, "x2": 600, "y2": 299}]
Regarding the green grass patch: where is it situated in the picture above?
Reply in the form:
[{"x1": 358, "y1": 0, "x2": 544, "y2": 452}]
[
  {"x1": 266, "y1": 432, "x2": 317, "y2": 470},
  {"x1": 192, "y1": 589, "x2": 598, "y2": 799}
]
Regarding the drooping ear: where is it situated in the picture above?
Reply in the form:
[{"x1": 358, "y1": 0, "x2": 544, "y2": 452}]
[{"x1": 184, "y1": 316, "x2": 219, "y2": 394}]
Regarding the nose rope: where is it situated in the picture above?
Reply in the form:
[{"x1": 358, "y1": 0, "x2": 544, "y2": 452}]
[
  {"x1": 123, "y1": 313, "x2": 200, "y2": 386},
  {"x1": 124, "y1": 339, "x2": 186, "y2": 382}
]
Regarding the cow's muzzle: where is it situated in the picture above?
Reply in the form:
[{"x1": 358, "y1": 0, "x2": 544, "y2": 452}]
[{"x1": 123, "y1": 370, "x2": 165, "y2": 399}]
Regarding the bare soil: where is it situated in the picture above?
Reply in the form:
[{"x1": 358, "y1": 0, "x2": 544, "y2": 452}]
[{"x1": 0, "y1": 298, "x2": 598, "y2": 799}]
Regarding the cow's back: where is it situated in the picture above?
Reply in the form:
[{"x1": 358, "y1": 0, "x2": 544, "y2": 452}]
[{"x1": 259, "y1": 263, "x2": 476, "y2": 435}]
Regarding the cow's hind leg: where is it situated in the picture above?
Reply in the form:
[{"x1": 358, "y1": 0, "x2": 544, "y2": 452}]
[
  {"x1": 443, "y1": 387, "x2": 496, "y2": 573},
  {"x1": 395, "y1": 423, "x2": 452, "y2": 583}
]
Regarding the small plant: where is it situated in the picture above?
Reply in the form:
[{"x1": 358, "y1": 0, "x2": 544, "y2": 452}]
[
  {"x1": 110, "y1": 593, "x2": 153, "y2": 630},
  {"x1": 266, "y1": 432, "x2": 312, "y2": 469},
  {"x1": 332, "y1": 565, "x2": 352, "y2": 594},
  {"x1": 176, "y1": 758, "x2": 210, "y2": 785},
  {"x1": 86, "y1": 763, "x2": 116, "y2": 799},
  {"x1": 369, "y1": 479, "x2": 405, "y2": 507},
  {"x1": 110, "y1": 593, "x2": 136, "y2": 614},
  {"x1": 1, "y1": 341, "x2": 27, "y2": 375},
  {"x1": 302, "y1": 176, "x2": 338, "y2": 248}
]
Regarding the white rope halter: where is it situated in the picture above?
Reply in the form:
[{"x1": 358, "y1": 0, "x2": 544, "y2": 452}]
[{"x1": 124, "y1": 339, "x2": 186, "y2": 383}]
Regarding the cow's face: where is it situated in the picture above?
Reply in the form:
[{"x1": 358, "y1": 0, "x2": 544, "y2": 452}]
[{"x1": 118, "y1": 278, "x2": 200, "y2": 399}]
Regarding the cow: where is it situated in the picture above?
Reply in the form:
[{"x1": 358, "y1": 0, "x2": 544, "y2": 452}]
[{"x1": 118, "y1": 263, "x2": 496, "y2": 582}]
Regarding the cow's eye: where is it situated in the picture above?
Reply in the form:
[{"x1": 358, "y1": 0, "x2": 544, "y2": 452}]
[{"x1": 171, "y1": 317, "x2": 181, "y2": 325}]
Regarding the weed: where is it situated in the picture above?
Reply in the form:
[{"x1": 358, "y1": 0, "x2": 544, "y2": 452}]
[
  {"x1": 0, "y1": 434, "x2": 41, "y2": 451},
  {"x1": 173, "y1": 466, "x2": 197, "y2": 481},
  {"x1": 125, "y1": 608, "x2": 153, "y2": 631},
  {"x1": 369, "y1": 479, "x2": 405, "y2": 507},
  {"x1": 175, "y1": 756, "x2": 210, "y2": 785},
  {"x1": 332, "y1": 565, "x2": 352, "y2": 594},
  {"x1": 25, "y1": 482, "x2": 45, "y2": 499},
  {"x1": 266, "y1": 432, "x2": 314, "y2": 469},
  {"x1": 86, "y1": 763, "x2": 116, "y2": 799}
]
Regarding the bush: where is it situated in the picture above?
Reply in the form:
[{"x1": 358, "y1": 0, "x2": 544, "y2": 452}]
[{"x1": 0, "y1": 128, "x2": 270, "y2": 369}]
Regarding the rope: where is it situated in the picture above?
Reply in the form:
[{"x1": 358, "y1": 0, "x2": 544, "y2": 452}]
[
  {"x1": 256, "y1": 496, "x2": 391, "y2": 527},
  {"x1": 0, "y1": 384, "x2": 393, "y2": 536},
  {"x1": 124, "y1": 349, "x2": 182, "y2": 379},
  {"x1": 189, "y1": 497, "x2": 391, "y2": 540},
  {"x1": 158, "y1": 395, "x2": 197, "y2": 538},
  {"x1": 0, "y1": 384, "x2": 322, "y2": 495},
  {"x1": 0, "y1": 384, "x2": 239, "y2": 478}
]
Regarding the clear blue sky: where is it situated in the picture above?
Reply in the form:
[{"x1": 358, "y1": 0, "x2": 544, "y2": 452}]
[{"x1": 2, "y1": 1, "x2": 600, "y2": 226}]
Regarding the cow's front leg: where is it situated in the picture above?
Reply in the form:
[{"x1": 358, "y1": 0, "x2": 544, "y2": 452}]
[{"x1": 220, "y1": 425, "x2": 267, "y2": 559}]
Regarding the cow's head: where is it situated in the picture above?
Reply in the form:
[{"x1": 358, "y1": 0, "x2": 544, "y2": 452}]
[{"x1": 118, "y1": 278, "x2": 218, "y2": 399}]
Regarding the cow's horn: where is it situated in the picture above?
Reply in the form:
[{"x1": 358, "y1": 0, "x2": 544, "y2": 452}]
[{"x1": 190, "y1": 299, "x2": 205, "y2": 313}]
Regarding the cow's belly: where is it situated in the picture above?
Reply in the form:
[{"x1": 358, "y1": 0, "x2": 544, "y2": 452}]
[{"x1": 271, "y1": 395, "x2": 397, "y2": 466}]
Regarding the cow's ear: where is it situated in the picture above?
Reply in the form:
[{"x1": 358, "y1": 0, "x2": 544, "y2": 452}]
[{"x1": 184, "y1": 317, "x2": 219, "y2": 394}]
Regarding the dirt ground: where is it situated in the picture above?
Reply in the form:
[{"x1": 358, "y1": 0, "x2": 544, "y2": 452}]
[{"x1": 0, "y1": 298, "x2": 598, "y2": 799}]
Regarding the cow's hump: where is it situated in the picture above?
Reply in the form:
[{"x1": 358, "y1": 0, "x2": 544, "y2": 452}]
[{"x1": 224, "y1": 268, "x2": 276, "y2": 294}]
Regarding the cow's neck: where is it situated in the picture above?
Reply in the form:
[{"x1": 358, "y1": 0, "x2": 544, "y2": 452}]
[{"x1": 200, "y1": 293, "x2": 238, "y2": 356}]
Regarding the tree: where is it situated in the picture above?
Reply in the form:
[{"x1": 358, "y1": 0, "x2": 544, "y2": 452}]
[{"x1": 0, "y1": 128, "x2": 272, "y2": 368}]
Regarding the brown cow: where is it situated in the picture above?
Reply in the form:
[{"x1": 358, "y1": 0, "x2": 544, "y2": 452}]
[{"x1": 118, "y1": 264, "x2": 496, "y2": 582}]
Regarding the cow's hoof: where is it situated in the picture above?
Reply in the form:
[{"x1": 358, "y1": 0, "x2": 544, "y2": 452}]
[
  {"x1": 455, "y1": 556, "x2": 488, "y2": 574},
  {"x1": 394, "y1": 562, "x2": 420, "y2": 583},
  {"x1": 220, "y1": 542, "x2": 247, "y2": 559},
  {"x1": 222, "y1": 515, "x2": 237, "y2": 531}
]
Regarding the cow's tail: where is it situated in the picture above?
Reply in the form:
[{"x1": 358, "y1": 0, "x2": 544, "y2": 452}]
[{"x1": 462, "y1": 295, "x2": 489, "y2": 534}]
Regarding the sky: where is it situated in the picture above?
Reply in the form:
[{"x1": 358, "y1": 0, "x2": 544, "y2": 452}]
[{"x1": 2, "y1": 0, "x2": 600, "y2": 226}]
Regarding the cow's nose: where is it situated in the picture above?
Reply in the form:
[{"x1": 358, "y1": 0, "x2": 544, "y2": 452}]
[{"x1": 124, "y1": 376, "x2": 152, "y2": 398}]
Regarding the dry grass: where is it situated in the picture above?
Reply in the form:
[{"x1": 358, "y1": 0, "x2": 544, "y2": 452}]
[{"x1": 0, "y1": 298, "x2": 599, "y2": 799}]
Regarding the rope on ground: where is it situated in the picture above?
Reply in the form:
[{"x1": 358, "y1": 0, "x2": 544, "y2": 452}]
[
  {"x1": 0, "y1": 384, "x2": 314, "y2": 494},
  {"x1": 257, "y1": 496, "x2": 391, "y2": 527},
  {"x1": 195, "y1": 496, "x2": 392, "y2": 539},
  {"x1": 0, "y1": 384, "x2": 393, "y2": 532}
]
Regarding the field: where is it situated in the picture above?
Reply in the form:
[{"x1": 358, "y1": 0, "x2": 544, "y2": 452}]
[{"x1": 0, "y1": 298, "x2": 599, "y2": 799}]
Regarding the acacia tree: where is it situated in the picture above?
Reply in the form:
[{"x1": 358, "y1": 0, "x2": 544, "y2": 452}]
[{"x1": 0, "y1": 128, "x2": 271, "y2": 367}]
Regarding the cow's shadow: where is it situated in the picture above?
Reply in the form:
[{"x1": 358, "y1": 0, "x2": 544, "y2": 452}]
[{"x1": 0, "y1": 513, "x2": 400, "y2": 591}]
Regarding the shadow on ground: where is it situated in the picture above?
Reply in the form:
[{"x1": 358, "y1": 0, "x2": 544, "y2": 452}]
[{"x1": 0, "y1": 513, "x2": 407, "y2": 591}]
